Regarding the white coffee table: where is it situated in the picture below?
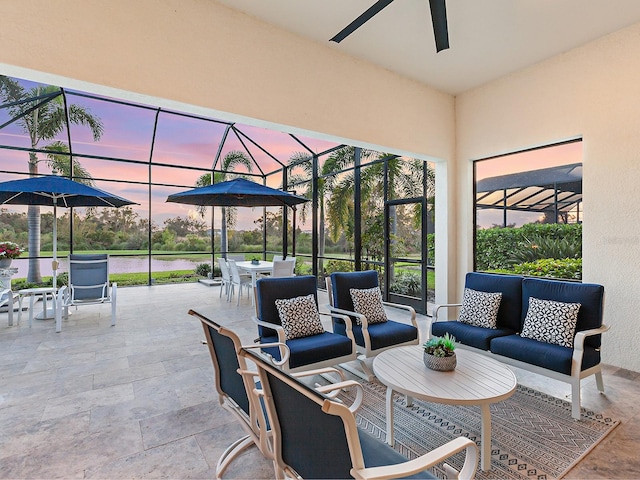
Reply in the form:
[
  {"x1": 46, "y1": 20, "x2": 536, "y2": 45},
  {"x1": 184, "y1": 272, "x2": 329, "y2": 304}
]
[{"x1": 373, "y1": 345, "x2": 517, "y2": 471}]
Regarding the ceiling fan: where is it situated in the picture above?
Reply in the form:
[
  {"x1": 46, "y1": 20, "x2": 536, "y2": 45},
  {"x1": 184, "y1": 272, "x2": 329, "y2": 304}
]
[{"x1": 330, "y1": 0, "x2": 449, "y2": 52}]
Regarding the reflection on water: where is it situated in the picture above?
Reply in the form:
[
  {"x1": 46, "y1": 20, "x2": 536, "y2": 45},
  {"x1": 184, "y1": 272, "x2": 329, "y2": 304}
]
[{"x1": 9, "y1": 257, "x2": 203, "y2": 279}]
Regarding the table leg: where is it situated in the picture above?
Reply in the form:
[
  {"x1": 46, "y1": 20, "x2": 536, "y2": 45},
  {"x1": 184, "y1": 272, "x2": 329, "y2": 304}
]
[
  {"x1": 251, "y1": 272, "x2": 257, "y2": 305},
  {"x1": 480, "y1": 403, "x2": 492, "y2": 471},
  {"x1": 7, "y1": 294, "x2": 14, "y2": 326},
  {"x1": 29, "y1": 295, "x2": 35, "y2": 328},
  {"x1": 385, "y1": 387, "x2": 395, "y2": 446}
]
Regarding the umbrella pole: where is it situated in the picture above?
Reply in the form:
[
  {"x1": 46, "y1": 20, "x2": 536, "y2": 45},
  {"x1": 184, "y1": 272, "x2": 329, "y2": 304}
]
[{"x1": 52, "y1": 200, "x2": 58, "y2": 290}]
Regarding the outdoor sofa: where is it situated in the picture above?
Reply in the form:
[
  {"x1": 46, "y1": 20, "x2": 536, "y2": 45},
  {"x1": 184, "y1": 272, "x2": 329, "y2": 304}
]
[{"x1": 431, "y1": 272, "x2": 608, "y2": 419}]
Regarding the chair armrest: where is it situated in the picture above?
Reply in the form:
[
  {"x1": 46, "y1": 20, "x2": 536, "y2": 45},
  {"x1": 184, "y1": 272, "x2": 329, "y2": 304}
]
[
  {"x1": 319, "y1": 311, "x2": 357, "y2": 343},
  {"x1": 433, "y1": 303, "x2": 462, "y2": 322},
  {"x1": 241, "y1": 342, "x2": 290, "y2": 367},
  {"x1": 381, "y1": 300, "x2": 417, "y2": 328},
  {"x1": 292, "y1": 366, "x2": 346, "y2": 382},
  {"x1": 251, "y1": 315, "x2": 287, "y2": 343},
  {"x1": 351, "y1": 436, "x2": 478, "y2": 480},
  {"x1": 315, "y1": 380, "x2": 364, "y2": 413},
  {"x1": 325, "y1": 305, "x2": 369, "y2": 327}
]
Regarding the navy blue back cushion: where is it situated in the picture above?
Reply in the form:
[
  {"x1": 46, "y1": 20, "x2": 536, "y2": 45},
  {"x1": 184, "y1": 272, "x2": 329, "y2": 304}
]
[
  {"x1": 207, "y1": 325, "x2": 250, "y2": 415},
  {"x1": 256, "y1": 275, "x2": 318, "y2": 338},
  {"x1": 265, "y1": 369, "x2": 353, "y2": 478},
  {"x1": 330, "y1": 270, "x2": 379, "y2": 312},
  {"x1": 465, "y1": 272, "x2": 523, "y2": 331},
  {"x1": 521, "y1": 278, "x2": 604, "y2": 348}
]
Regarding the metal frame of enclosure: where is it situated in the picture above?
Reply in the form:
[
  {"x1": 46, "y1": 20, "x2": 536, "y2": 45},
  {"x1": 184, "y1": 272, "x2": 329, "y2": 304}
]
[{"x1": 0, "y1": 76, "x2": 436, "y2": 312}]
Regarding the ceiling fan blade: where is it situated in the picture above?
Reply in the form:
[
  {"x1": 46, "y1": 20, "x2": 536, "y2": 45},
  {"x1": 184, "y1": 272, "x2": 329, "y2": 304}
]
[
  {"x1": 330, "y1": 0, "x2": 394, "y2": 43},
  {"x1": 429, "y1": 0, "x2": 449, "y2": 52}
]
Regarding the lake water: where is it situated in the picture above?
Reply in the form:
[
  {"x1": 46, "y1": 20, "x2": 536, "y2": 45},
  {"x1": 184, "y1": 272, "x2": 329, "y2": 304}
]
[{"x1": 8, "y1": 257, "x2": 205, "y2": 279}]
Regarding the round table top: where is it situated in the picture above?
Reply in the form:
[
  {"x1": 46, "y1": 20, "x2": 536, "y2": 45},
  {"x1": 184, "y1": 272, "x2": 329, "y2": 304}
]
[{"x1": 372, "y1": 345, "x2": 517, "y2": 406}]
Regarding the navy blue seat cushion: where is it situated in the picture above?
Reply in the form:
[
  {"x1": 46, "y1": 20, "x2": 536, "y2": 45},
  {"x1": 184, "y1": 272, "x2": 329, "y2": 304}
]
[
  {"x1": 490, "y1": 334, "x2": 601, "y2": 374},
  {"x1": 521, "y1": 278, "x2": 604, "y2": 349},
  {"x1": 334, "y1": 320, "x2": 417, "y2": 350},
  {"x1": 260, "y1": 332, "x2": 354, "y2": 369},
  {"x1": 464, "y1": 272, "x2": 523, "y2": 331},
  {"x1": 358, "y1": 429, "x2": 437, "y2": 479},
  {"x1": 330, "y1": 271, "x2": 418, "y2": 349},
  {"x1": 431, "y1": 321, "x2": 515, "y2": 351},
  {"x1": 256, "y1": 275, "x2": 318, "y2": 338}
]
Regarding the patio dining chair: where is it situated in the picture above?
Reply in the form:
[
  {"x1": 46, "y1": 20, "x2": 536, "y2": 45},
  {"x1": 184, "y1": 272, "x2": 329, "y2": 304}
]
[
  {"x1": 56, "y1": 254, "x2": 116, "y2": 333},
  {"x1": 227, "y1": 259, "x2": 252, "y2": 305},
  {"x1": 190, "y1": 309, "x2": 364, "y2": 478},
  {"x1": 272, "y1": 255, "x2": 295, "y2": 263},
  {"x1": 326, "y1": 270, "x2": 419, "y2": 380},
  {"x1": 253, "y1": 275, "x2": 357, "y2": 373},
  {"x1": 270, "y1": 260, "x2": 295, "y2": 278},
  {"x1": 217, "y1": 258, "x2": 232, "y2": 300},
  {"x1": 240, "y1": 346, "x2": 478, "y2": 480}
]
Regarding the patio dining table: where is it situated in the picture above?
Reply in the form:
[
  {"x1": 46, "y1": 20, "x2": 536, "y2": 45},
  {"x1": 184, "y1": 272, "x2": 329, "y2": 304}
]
[{"x1": 235, "y1": 260, "x2": 273, "y2": 304}]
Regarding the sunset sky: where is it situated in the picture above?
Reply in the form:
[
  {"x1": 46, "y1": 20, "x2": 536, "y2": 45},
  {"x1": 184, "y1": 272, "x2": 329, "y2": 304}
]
[{"x1": 1, "y1": 75, "x2": 581, "y2": 232}]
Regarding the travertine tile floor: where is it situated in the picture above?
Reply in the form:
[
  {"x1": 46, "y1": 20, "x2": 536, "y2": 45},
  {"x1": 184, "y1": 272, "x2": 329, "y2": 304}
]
[{"x1": 0, "y1": 283, "x2": 639, "y2": 479}]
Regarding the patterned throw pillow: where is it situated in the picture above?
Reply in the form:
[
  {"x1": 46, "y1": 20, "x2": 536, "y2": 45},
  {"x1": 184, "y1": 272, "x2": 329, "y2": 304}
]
[
  {"x1": 275, "y1": 294, "x2": 325, "y2": 340},
  {"x1": 521, "y1": 297, "x2": 581, "y2": 348},
  {"x1": 457, "y1": 288, "x2": 502, "y2": 329},
  {"x1": 350, "y1": 287, "x2": 387, "y2": 324}
]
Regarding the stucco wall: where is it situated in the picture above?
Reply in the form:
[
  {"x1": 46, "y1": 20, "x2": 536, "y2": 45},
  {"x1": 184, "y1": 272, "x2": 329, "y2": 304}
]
[
  {"x1": 456, "y1": 23, "x2": 640, "y2": 371},
  {"x1": 0, "y1": 0, "x2": 458, "y2": 300},
  {"x1": 0, "y1": 0, "x2": 453, "y2": 161}
]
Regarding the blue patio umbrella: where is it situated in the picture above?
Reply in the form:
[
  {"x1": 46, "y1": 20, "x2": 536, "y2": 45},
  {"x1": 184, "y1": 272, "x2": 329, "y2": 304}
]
[
  {"x1": 167, "y1": 178, "x2": 309, "y2": 260},
  {"x1": 166, "y1": 178, "x2": 309, "y2": 207},
  {"x1": 0, "y1": 175, "x2": 137, "y2": 289}
]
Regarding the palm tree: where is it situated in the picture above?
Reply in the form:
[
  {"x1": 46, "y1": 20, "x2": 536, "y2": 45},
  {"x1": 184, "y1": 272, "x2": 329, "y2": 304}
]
[
  {"x1": 287, "y1": 147, "x2": 365, "y2": 273},
  {"x1": 0, "y1": 76, "x2": 103, "y2": 282},
  {"x1": 195, "y1": 150, "x2": 253, "y2": 258},
  {"x1": 326, "y1": 154, "x2": 432, "y2": 264}
]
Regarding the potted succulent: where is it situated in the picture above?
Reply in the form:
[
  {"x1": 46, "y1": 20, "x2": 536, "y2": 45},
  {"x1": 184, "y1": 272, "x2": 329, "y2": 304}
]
[
  {"x1": 0, "y1": 241, "x2": 22, "y2": 268},
  {"x1": 423, "y1": 332, "x2": 457, "y2": 371},
  {"x1": 251, "y1": 256, "x2": 260, "y2": 265}
]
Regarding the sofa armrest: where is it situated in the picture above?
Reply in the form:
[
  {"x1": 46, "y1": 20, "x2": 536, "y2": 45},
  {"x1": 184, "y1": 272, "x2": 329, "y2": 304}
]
[
  {"x1": 571, "y1": 324, "x2": 609, "y2": 377},
  {"x1": 433, "y1": 303, "x2": 462, "y2": 322},
  {"x1": 574, "y1": 324, "x2": 610, "y2": 351}
]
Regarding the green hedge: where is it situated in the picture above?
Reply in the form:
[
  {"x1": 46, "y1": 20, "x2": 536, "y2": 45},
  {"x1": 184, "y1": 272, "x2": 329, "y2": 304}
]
[
  {"x1": 475, "y1": 223, "x2": 582, "y2": 270},
  {"x1": 511, "y1": 258, "x2": 582, "y2": 280}
]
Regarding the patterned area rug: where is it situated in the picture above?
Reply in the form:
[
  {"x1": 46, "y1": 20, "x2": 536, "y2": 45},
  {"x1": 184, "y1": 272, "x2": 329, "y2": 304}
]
[{"x1": 338, "y1": 381, "x2": 619, "y2": 479}]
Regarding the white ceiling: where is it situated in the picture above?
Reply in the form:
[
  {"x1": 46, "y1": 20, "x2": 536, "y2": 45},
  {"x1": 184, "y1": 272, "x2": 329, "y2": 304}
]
[{"x1": 214, "y1": 0, "x2": 640, "y2": 94}]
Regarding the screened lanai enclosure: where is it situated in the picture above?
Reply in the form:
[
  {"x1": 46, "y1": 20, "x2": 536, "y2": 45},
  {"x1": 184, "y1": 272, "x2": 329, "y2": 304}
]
[{"x1": 0, "y1": 74, "x2": 436, "y2": 312}]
